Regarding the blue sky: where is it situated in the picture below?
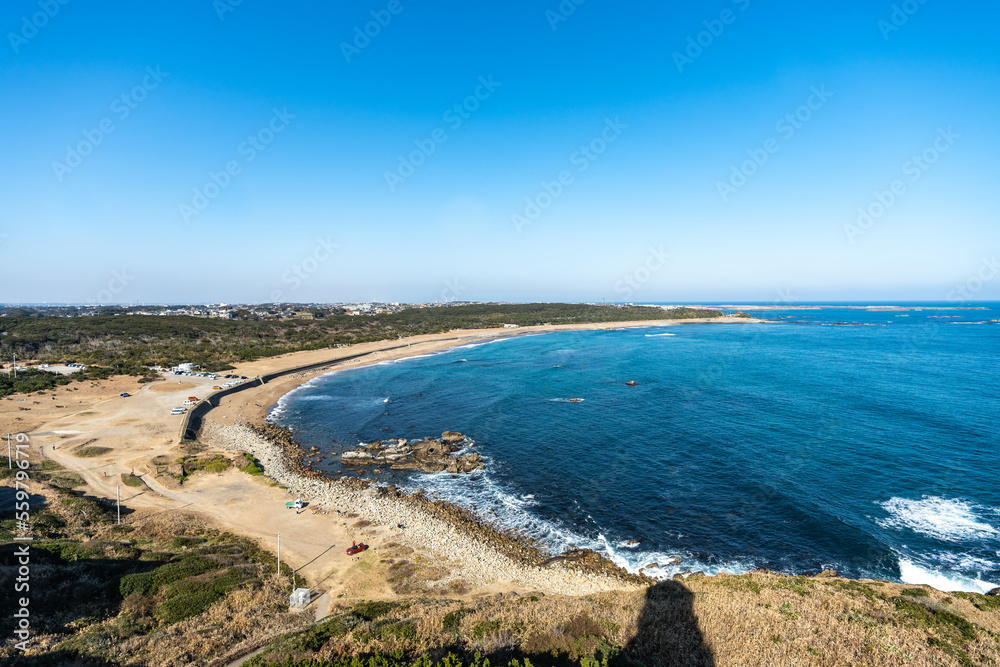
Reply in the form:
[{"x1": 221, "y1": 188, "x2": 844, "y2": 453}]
[{"x1": 1, "y1": 0, "x2": 998, "y2": 304}]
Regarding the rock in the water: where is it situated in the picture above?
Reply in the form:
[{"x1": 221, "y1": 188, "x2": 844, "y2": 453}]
[{"x1": 341, "y1": 433, "x2": 482, "y2": 474}]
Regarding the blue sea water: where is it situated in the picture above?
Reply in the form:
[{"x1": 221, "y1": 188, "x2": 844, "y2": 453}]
[{"x1": 271, "y1": 303, "x2": 1000, "y2": 593}]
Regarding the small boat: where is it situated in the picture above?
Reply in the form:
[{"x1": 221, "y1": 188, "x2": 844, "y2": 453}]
[
  {"x1": 346, "y1": 543, "x2": 368, "y2": 555},
  {"x1": 625, "y1": 381, "x2": 636, "y2": 386},
  {"x1": 569, "y1": 398, "x2": 584, "y2": 402}
]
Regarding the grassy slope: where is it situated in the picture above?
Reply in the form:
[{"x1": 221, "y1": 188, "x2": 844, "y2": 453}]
[{"x1": 3, "y1": 460, "x2": 997, "y2": 667}]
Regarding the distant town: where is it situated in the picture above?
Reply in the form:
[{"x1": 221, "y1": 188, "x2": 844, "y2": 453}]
[{"x1": 0, "y1": 301, "x2": 660, "y2": 319}]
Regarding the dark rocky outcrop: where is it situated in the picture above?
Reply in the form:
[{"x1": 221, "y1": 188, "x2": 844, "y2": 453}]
[
  {"x1": 539, "y1": 547, "x2": 653, "y2": 585},
  {"x1": 342, "y1": 432, "x2": 484, "y2": 474}
]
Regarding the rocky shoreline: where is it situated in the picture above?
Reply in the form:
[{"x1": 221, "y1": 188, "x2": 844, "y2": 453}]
[
  {"x1": 202, "y1": 421, "x2": 651, "y2": 593},
  {"x1": 342, "y1": 432, "x2": 485, "y2": 474}
]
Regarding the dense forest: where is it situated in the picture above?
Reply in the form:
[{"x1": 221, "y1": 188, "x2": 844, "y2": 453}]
[{"x1": 0, "y1": 304, "x2": 720, "y2": 379}]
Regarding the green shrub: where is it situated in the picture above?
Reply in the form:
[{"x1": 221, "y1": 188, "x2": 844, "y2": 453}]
[
  {"x1": 75, "y1": 446, "x2": 113, "y2": 458},
  {"x1": 240, "y1": 453, "x2": 264, "y2": 475},
  {"x1": 283, "y1": 617, "x2": 349, "y2": 653},
  {"x1": 901, "y1": 587, "x2": 930, "y2": 597},
  {"x1": 379, "y1": 622, "x2": 417, "y2": 641},
  {"x1": 471, "y1": 620, "x2": 502, "y2": 640},
  {"x1": 442, "y1": 608, "x2": 470, "y2": 632},
  {"x1": 351, "y1": 600, "x2": 396, "y2": 621},
  {"x1": 155, "y1": 580, "x2": 224, "y2": 624},
  {"x1": 119, "y1": 555, "x2": 218, "y2": 598},
  {"x1": 170, "y1": 536, "x2": 206, "y2": 549},
  {"x1": 204, "y1": 460, "x2": 229, "y2": 473},
  {"x1": 121, "y1": 473, "x2": 144, "y2": 487},
  {"x1": 953, "y1": 591, "x2": 1000, "y2": 611}
]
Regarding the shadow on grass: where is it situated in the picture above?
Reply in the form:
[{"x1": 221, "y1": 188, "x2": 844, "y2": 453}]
[{"x1": 622, "y1": 579, "x2": 715, "y2": 667}]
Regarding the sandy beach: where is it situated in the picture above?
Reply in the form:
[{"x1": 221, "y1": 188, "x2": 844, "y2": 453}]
[{"x1": 2, "y1": 316, "x2": 761, "y2": 607}]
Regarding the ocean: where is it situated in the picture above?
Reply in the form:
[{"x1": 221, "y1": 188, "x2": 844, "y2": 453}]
[{"x1": 269, "y1": 303, "x2": 1000, "y2": 593}]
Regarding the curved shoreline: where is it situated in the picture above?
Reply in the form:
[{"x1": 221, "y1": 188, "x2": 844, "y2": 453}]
[{"x1": 197, "y1": 317, "x2": 769, "y2": 592}]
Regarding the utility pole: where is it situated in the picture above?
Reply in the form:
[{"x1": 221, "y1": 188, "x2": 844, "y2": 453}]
[
  {"x1": 277, "y1": 532, "x2": 280, "y2": 574},
  {"x1": 12, "y1": 354, "x2": 16, "y2": 379},
  {"x1": 116, "y1": 485, "x2": 121, "y2": 525},
  {"x1": 7, "y1": 433, "x2": 11, "y2": 469}
]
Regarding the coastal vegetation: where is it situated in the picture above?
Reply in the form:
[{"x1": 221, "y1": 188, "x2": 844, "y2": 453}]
[
  {"x1": 0, "y1": 305, "x2": 720, "y2": 391},
  {"x1": 3, "y1": 459, "x2": 998, "y2": 666},
  {"x1": 0, "y1": 461, "x2": 301, "y2": 666}
]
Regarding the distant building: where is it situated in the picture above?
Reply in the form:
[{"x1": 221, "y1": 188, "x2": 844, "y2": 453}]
[{"x1": 503, "y1": 323, "x2": 519, "y2": 328}]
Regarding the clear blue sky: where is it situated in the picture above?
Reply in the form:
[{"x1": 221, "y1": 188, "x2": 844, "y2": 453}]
[{"x1": 1, "y1": 0, "x2": 998, "y2": 304}]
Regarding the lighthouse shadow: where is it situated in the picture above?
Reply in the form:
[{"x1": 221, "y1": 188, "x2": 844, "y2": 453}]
[{"x1": 622, "y1": 579, "x2": 715, "y2": 667}]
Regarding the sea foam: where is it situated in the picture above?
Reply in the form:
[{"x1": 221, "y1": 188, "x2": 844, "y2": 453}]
[
  {"x1": 898, "y1": 557, "x2": 998, "y2": 593},
  {"x1": 877, "y1": 496, "x2": 998, "y2": 542}
]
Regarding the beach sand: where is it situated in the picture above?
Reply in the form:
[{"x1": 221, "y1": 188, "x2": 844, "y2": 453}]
[{"x1": 2, "y1": 316, "x2": 760, "y2": 604}]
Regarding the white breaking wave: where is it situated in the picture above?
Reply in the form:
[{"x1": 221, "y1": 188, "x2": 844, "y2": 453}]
[
  {"x1": 898, "y1": 557, "x2": 998, "y2": 594},
  {"x1": 877, "y1": 496, "x2": 999, "y2": 542},
  {"x1": 405, "y1": 464, "x2": 755, "y2": 581},
  {"x1": 644, "y1": 333, "x2": 676, "y2": 337}
]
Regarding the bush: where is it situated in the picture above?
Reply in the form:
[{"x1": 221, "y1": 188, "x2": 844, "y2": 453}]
[
  {"x1": 351, "y1": 600, "x2": 397, "y2": 621},
  {"x1": 155, "y1": 579, "x2": 224, "y2": 624},
  {"x1": 119, "y1": 555, "x2": 218, "y2": 598},
  {"x1": 379, "y1": 622, "x2": 417, "y2": 642},
  {"x1": 75, "y1": 446, "x2": 113, "y2": 458},
  {"x1": 240, "y1": 453, "x2": 264, "y2": 475},
  {"x1": 442, "y1": 608, "x2": 470, "y2": 632},
  {"x1": 204, "y1": 459, "x2": 229, "y2": 473},
  {"x1": 901, "y1": 587, "x2": 930, "y2": 597},
  {"x1": 121, "y1": 473, "x2": 144, "y2": 487}
]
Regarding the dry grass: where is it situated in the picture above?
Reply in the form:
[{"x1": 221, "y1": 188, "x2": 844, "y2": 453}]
[
  {"x1": 115, "y1": 576, "x2": 309, "y2": 667},
  {"x1": 74, "y1": 445, "x2": 113, "y2": 457},
  {"x1": 262, "y1": 573, "x2": 999, "y2": 667},
  {"x1": 4, "y1": 470, "x2": 997, "y2": 667}
]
